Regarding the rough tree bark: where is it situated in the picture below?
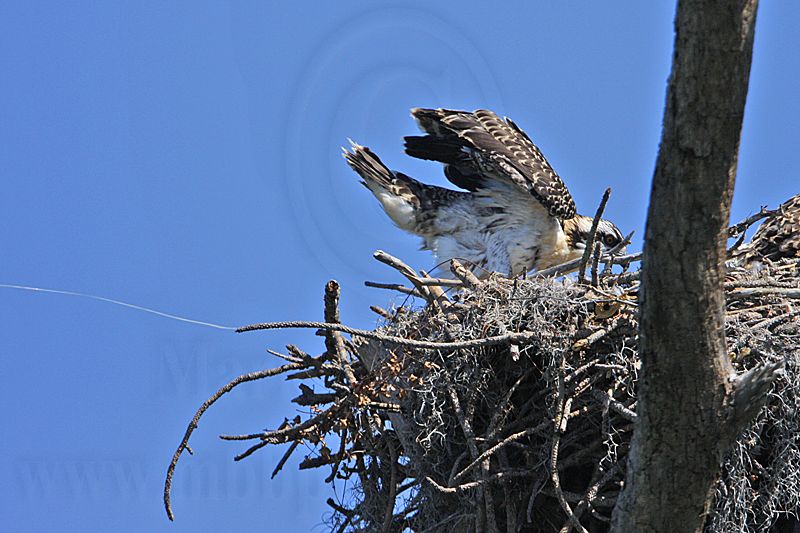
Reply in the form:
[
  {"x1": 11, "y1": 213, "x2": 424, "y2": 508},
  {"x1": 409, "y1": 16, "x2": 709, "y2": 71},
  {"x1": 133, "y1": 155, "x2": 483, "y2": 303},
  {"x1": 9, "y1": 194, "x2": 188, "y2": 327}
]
[{"x1": 610, "y1": 1, "x2": 782, "y2": 532}]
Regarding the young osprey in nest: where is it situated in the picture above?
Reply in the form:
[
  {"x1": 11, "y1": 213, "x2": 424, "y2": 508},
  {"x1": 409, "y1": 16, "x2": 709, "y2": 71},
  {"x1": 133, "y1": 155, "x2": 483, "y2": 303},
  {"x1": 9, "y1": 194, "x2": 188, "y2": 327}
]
[
  {"x1": 344, "y1": 108, "x2": 625, "y2": 277},
  {"x1": 731, "y1": 194, "x2": 800, "y2": 265}
]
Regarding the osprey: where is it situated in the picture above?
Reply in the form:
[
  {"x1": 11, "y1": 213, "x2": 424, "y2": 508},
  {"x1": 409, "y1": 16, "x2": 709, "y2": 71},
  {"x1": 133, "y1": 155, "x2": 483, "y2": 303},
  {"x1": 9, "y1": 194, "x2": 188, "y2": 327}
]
[
  {"x1": 344, "y1": 108, "x2": 625, "y2": 277},
  {"x1": 731, "y1": 194, "x2": 800, "y2": 265}
]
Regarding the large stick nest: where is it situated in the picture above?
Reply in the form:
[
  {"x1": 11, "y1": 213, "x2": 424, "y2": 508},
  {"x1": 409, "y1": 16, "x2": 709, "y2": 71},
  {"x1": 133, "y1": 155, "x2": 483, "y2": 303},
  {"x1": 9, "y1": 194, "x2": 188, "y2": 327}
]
[{"x1": 165, "y1": 223, "x2": 799, "y2": 533}]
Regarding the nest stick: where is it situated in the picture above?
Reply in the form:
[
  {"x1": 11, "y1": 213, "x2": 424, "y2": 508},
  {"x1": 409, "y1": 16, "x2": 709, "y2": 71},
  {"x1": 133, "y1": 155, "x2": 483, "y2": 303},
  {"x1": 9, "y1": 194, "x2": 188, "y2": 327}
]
[
  {"x1": 578, "y1": 188, "x2": 612, "y2": 282},
  {"x1": 591, "y1": 242, "x2": 602, "y2": 287},
  {"x1": 425, "y1": 469, "x2": 533, "y2": 494},
  {"x1": 381, "y1": 439, "x2": 399, "y2": 533},
  {"x1": 537, "y1": 231, "x2": 634, "y2": 278},
  {"x1": 324, "y1": 280, "x2": 358, "y2": 386},
  {"x1": 163, "y1": 362, "x2": 302, "y2": 520},
  {"x1": 450, "y1": 258, "x2": 482, "y2": 288},
  {"x1": 271, "y1": 441, "x2": 300, "y2": 479},
  {"x1": 551, "y1": 359, "x2": 590, "y2": 533},
  {"x1": 728, "y1": 206, "x2": 776, "y2": 237},
  {"x1": 727, "y1": 287, "x2": 800, "y2": 300},
  {"x1": 452, "y1": 421, "x2": 551, "y2": 484},
  {"x1": 237, "y1": 320, "x2": 536, "y2": 350},
  {"x1": 364, "y1": 280, "x2": 421, "y2": 297},
  {"x1": 220, "y1": 400, "x2": 344, "y2": 441},
  {"x1": 373, "y1": 250, "x2": 436, "y2": 303}
]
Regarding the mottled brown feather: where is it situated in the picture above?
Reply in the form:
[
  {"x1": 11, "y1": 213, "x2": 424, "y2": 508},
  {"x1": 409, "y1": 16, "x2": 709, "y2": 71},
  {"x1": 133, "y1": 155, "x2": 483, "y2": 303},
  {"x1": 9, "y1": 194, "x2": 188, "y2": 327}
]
[
  {"x1": 745, "y1": 194, "x2": 800, "y2": 261},
  {"x1": 405, "y1": 108, "x2": 577, "y2": 220}
]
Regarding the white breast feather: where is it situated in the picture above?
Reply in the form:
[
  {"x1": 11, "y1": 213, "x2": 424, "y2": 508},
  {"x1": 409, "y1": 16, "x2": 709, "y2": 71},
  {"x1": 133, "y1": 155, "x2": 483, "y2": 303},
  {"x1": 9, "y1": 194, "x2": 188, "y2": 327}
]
[{"x1": 421, "y1": 182, "x2": 568, "y2": 276}]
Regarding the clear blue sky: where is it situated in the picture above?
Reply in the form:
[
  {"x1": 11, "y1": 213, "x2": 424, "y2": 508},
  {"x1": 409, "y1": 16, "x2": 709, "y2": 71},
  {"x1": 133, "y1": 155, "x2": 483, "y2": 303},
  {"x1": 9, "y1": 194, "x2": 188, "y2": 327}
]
[{"x1": 1, "y1": 2, "x2": 798, "y2": 532}]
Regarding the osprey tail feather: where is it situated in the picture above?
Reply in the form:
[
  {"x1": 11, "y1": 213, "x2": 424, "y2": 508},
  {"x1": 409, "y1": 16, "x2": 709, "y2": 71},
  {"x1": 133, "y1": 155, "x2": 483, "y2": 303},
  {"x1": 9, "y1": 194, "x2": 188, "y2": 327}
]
[{"x1": 343, "y1": 142, "x2": 422, "y2": 232}]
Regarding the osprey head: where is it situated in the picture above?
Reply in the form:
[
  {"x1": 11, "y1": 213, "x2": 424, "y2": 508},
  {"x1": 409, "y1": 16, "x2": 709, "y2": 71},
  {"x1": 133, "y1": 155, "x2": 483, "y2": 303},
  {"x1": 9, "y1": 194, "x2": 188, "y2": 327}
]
[{"x1": 564, "y1": 215, "x2": 626, "y2": 256}]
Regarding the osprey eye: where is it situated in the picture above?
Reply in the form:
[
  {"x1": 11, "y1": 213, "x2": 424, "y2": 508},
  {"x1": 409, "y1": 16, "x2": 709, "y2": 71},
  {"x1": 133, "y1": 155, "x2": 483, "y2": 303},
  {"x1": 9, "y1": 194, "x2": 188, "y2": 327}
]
[{"x1": 603, "y1": 234, "x2": 618, "y2": 247}]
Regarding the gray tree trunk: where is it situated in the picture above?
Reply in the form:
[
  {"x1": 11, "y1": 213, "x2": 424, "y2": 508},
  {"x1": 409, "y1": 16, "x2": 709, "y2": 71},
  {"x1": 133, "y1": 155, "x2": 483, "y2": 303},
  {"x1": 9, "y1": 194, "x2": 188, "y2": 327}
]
[{"x1": 610, "y1": 1, "x2": 779, "y2": 532}]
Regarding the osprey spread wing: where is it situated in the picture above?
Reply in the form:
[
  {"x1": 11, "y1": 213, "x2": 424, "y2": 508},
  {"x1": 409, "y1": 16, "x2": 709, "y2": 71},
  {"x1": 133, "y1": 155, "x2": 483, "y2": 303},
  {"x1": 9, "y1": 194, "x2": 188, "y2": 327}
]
[{"x1": 344, "y1": 108, "x2": 624, "y2": 276}]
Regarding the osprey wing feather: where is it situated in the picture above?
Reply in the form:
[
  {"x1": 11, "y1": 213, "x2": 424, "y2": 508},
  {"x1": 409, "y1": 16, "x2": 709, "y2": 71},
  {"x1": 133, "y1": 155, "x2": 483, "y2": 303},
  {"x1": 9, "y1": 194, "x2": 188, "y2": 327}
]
[{"x1": 404, "y1": 108, "x2": 577, "y2": 220}]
